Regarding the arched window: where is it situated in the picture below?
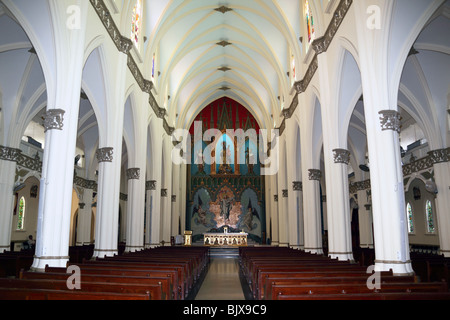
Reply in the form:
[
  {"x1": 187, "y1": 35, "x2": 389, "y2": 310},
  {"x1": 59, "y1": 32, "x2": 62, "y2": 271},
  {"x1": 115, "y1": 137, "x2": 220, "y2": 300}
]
[
  {"x1": 425, "y1": 200, "x2": 435, "y2": 233},
  {"x1": 406, "y1": 203, "x2": 414, "y2": 233},
  {"x1": 290, "y1": 52, "x2": 296, "y2": 85},
  {"x1": 130, "y1": 0, "x2": 143, "y2": 48},
  {"x1": 17, "y1": 197, "x2": 25, "y2": 230},
  {"x1": 305, "y1": 0, "x2": 315, "y2": 45}
]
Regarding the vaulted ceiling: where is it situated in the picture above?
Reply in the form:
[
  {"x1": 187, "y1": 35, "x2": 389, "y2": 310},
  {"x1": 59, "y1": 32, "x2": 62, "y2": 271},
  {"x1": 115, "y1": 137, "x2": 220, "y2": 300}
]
[{"x1": 145, "y1": 0, "x2": 304, "y2": 130}]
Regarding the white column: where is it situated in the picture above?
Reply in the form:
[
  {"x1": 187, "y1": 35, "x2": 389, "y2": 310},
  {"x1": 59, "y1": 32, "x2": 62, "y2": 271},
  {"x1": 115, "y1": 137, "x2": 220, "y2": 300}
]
[
  {"x1": 93, "y1": 147, "x2": 121, "y2": 258},
  {"x1": 326, "y1": 149, "x2": 354, "y2": 261},
  {"x1": 429, "y1": 150, "x2": 450, "y2": 257},
  {"x1": 353, "y1": 0, "x2": 413, "y2": 276},
  {"x1": 76, "y1": 187, "x2": 94, "y2": 246},
  {"x1": 30, "y1": 0, "x2": 88, "y2": 271},
  {"x1": 144, "y1": 181, "x2": 156, "y2": 248},
  {"x1": 303, "y1": 169, "x2": 324, "y2": 255},
  {"x1": 270, "y1": 175, "x2": 279, "y2": 246},
  {"x1": 355, "y1": 181, "x2": 374, "y2": 249},
  {"x1": 289, "y1": 182, "x2": 304, "y2": 250},
  {"x1": 125, "y1": 168, "x2": 144, "y2": 253},
  {"x1": 179, "y1": 164, "x2": 187, "y2": 235},
  {"x1": 0, "y1": 148, "x2": 20, "y2": 252},
  {"x1": 160, "y1": 188, "x2": 171, "y2": 244},
  {"x1": 277, "y1": 142, "x2": 289, "y2": 247},
  {"x1": 171, "y1": 164, "x2": 181, "y2": 236}
]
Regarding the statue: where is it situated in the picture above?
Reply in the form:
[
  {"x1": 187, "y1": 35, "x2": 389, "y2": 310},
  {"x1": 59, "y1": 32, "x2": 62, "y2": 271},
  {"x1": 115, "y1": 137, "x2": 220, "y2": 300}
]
[
  {"x1": 218, "y1": 140, "x2": 233, "y2": 174},
  {"x1": 220, "y1": 194, "x2": 235, "y2": 221}
]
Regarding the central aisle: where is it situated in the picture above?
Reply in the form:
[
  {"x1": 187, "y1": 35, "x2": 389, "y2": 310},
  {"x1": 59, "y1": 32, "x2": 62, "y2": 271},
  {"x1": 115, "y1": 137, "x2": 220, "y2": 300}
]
[{"x1": 195, "y1": 258, "x2": 246, "y2": 300}]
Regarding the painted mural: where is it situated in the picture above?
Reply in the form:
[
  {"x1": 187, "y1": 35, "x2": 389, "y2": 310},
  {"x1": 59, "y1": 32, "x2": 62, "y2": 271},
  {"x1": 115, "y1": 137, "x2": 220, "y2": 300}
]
[{"x1": 187, "y1": 98, "x2": 265, "y2": 243}]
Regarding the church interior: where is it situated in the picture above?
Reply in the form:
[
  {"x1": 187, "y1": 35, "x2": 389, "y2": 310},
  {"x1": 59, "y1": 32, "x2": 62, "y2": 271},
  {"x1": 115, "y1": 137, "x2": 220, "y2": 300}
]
[{"x1": 0, "y1": 0, "x2": 450, "y2": 302}]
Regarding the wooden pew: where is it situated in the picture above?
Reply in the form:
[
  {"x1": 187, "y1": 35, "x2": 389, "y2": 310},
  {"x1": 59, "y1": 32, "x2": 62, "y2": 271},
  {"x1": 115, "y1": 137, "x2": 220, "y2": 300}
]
[
  {"x1": 81, "y1": 260, "x2": 186, "y2": 298},
  {"x1": 20, "y1": 271, "x2": 166, "y2": 300},
  {"x1": 277, "y1": 292, "x2": 450, "y2": 300},
  {"x1": 267, "y1": 281, "x2": 448, "y2": 300},
  {"x1": 0, "y1": 252, "x2": 34, "y2": 278},
  {"x1": 0, "y1": 287, "x2": 151, "y2": 300},
  {"x1": 0, "y1": 278, "x2": 159, "y2": 300},
  {"x1": 47, "y1": 264, "x2": 180, "y2": 300},
  {"x1": 0, "y1": 246, "x2": 209, "y2": 300},
  {"x1": 262, "y1": 274, "x2": 416, "y2": 300}
]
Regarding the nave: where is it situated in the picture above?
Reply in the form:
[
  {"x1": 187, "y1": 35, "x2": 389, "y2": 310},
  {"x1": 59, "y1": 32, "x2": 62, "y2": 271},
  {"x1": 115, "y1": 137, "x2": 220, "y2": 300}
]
[{"x1": 1, "y1": 245, "x2": 450, "y2": 300}]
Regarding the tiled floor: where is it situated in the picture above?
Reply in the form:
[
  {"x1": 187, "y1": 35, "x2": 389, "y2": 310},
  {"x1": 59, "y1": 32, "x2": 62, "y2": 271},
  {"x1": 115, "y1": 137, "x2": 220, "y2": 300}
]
[{"x1": 195, "y1": 258, "x2": 246, "y2": 300}]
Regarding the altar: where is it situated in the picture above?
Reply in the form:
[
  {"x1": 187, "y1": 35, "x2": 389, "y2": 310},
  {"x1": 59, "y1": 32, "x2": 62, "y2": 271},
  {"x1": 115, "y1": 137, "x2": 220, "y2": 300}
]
[{"x1": 204, "y1": 227, "x2": 248, "y2": 246}]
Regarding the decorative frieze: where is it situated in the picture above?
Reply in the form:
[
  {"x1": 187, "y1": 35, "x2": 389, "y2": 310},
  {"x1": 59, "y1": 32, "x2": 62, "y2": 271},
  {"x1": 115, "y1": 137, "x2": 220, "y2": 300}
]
[
  {"x1": 146, "y1": 180, "x2": 157, "y2": 191},
  {"x1": 308, "y1": 169, "x2": 322, "y2": 181},
  {"x1": 73, "y1": 176, "x2": 97, "y2": 191},
  {"x1": 17, "y1": 152, "x2": 42, "y2": 172},
  {"x1": 287, "y1": 0, "x2": 353, "y2": 123},
  {"x1": 89, "y1": 0, "x2": 132, "y2": 54},
  {"x1": 333, "y1": 149, "x2": 351, "y2": 165},
  {"x1": 293, "y1": 181, "x2": 303, "y2": 191},
  {"x1": 428, "y1": 148, "x2": 450, "y2": 165},
  {"x1": 96, "y1": 148, "x2": 114, "y2": 163},
  {"x1": 403, "y1": 148, "x2": 450, "y2": 176},
  {"x1": 379, "y1": 110, "x2": 402, "y2": 133},
  {"x1": 89, "y1": 0, "x2": 176, "y2": 137},
  {"x1": 43, "y1": 109, "x2": 65, "y2": 132},
  {"x1": 349, "y1": 180, "x2": 371, "y2": 194},
  {"x1": 0, "y1": 146, "x2": 22, "y2": 162},
  {"x1": 126, "y1": 168, "x2": 140, "y2": 180},
  {"x1": 127, "y1": 55, "x2": 153, "y2": 93},
  {"x1": 311, "y1": 0, "x2": 353, "y2": 55},
  {"x1": 294, "y1": 55, "x2": 319, "y2": 95},
  {"x1": 163, "y1": 119, "x2": 175, "y2": 136}
]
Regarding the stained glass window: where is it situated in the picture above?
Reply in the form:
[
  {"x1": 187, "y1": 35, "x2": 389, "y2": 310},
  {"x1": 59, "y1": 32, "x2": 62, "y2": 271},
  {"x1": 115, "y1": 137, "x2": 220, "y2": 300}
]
[
  {"x1": 305, "y1": 1, "x2": 315, "y2": 44},
  {"x1": 291, "y1": 53, "x2": 296, "y2": 83},
  {"x1": 152, "y1": 53, "x2": 156, "y2": 79},
  {"x1": 17, "y1": 197, "x2": 25, "y2": 230},
  {"x1": 131, "y1": 0, "x2": 142, "y2": 48},
  {"x1": 426, "y1": 200, "x2": 435, "y2": 233},
  {"x1": 406, "y1": 203, "x2": 414, "y2": 233}
]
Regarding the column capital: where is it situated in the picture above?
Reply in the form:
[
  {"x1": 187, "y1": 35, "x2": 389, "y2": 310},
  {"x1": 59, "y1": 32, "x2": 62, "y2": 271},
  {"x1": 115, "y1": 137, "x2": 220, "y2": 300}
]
[
  {"x1": 379, "y1": 110, "x2": 402, "y2": 133},
  {"x1": 333, "y1": 148, "x2": 351, "y2": 165},
  {"x1": 274, "y1": 195, "x2": 278, "y2": 202},
  {"x1": 172, "y1": 195, "x2": 177, "y2": 202},
  {"x1": 282, "y1": 190, "x2": 288, "y2": 198},
  {"x1": 146, "y1": 180, "x2": 157, "y2": 190},
  {"x1": 43, "y1": 109, "x2": 65, "y2": 132},
  {"x1": 161, "y1": 189, "x2": 168, "y2": 197},
  {"x1": 0, "y1": 146, "x2": 22, "y2": 162},
  {"x1": 126, "y1": 168, "x2": 140, "y2": 180},
  {"x1": 293, "y1": 181, "x2": 303, "y2": 191},
  {"x1": 79, "y1": 203, "x2": 86, "y2": 210},
  {"x1": 308, "y1": 169, "x2": 322, "y2": 181},
  {"x1": 96, "y1": 147, "x2": 114, "y2": 163}
]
